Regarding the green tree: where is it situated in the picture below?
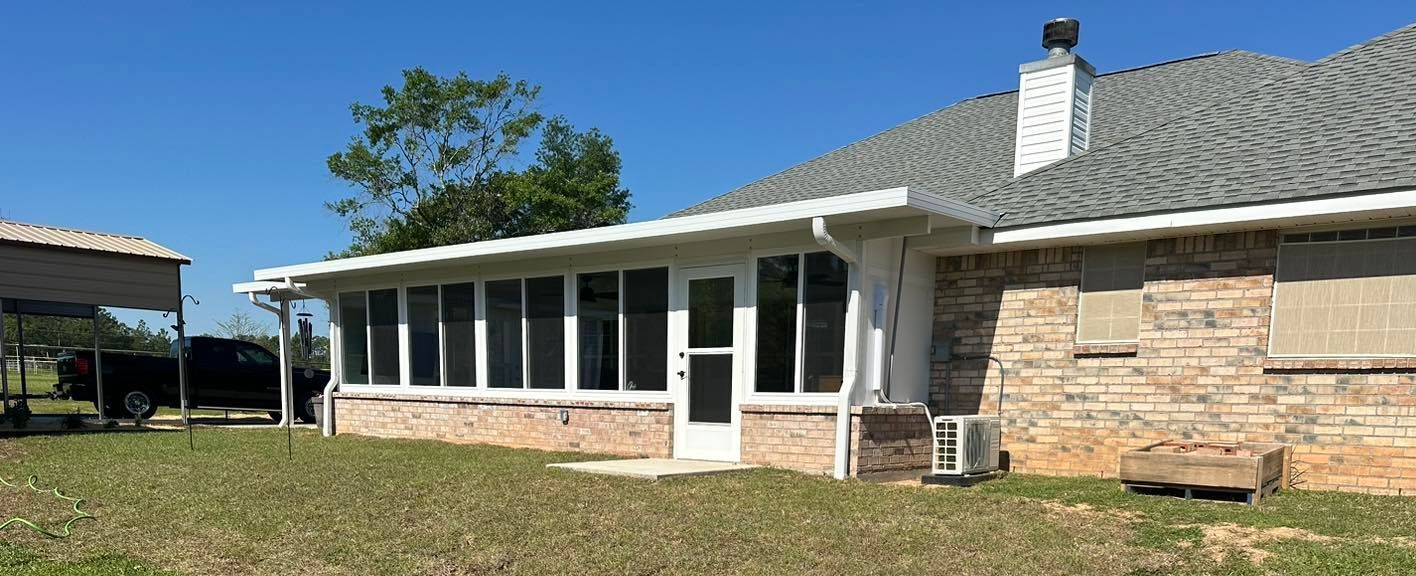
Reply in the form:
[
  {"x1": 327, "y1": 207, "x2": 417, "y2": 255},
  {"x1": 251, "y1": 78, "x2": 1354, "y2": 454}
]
[{"x1": 326, "y1": 68, "x2": 631, "y2": 257}]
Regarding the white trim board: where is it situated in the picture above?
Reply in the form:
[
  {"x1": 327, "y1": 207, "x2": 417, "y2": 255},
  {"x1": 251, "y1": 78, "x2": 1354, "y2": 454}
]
[
  {"x1": 248, "y1": 187, "x2": 997, "y2": 283},
  {"x1": 915, "y1": 188, "x2": 1416, "y2": 254}
]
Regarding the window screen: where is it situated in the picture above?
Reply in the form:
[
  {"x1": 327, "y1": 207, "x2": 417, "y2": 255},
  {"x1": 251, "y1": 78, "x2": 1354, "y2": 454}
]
[
  {"x1": 441, "y1": 282, "x2": 476, "y2": 387},
  {"x1": 338, "y1": 292, "x2": 369, "y2": 385},
  {"x1": 754, "y1": 255, "x2": 799, "y2": 393},
  {"x1": 801, "y1": 252, "x2": 847, "y2": 393},
  {"x1": 1078, "y1": 243, "x2": 1145, "y2": 343},
  {"x1": 1271, "y1": 236, "x2": 1416, "y2": 356},
  {"x1": 577, "y1": 271, "x2": 619, "y2": 390},
  {"x1": 623, "y1": 267, "x2": 668, "y2": 391},
  {"x1": 368, "y1": 289, "x2": 401, "y2": 385},
  {"x1": 486, "y1": 279, "x2": 524, "y2": 388},
  {"x1": 408, "y1": 286, "x2": 440, "y2": 386},
  {"x1": 526, "y1": 276, "x2": 565, "y2": 389}
]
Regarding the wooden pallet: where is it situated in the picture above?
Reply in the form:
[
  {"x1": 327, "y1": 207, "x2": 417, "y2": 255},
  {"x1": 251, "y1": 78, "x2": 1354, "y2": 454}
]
[
  {"x1": 1119, "y1": 440, "x2": 1289, "y2": 505},
  {"x1": 1124, "y1": 475, "x2": 1281, "y2": 506}
]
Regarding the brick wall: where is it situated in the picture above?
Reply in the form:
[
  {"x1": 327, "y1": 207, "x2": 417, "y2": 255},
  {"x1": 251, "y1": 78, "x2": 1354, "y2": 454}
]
[
  {"x1": 934, "y1": 231, "x2": 1416, "y2": 494},
  {"x1": 739, "y1": 404, "x2": 837, "y2": 474},
  {"x1": 851, "y1": 406, "x2": 933, "y2": 474},
  {"x1": 334, "y1": 392, "x2": 673, "y2": 458}
]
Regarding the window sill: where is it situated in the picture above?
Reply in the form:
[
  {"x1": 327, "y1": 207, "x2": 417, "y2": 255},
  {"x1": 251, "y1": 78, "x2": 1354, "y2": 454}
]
[
  {"x1": 1072, "y1": 342, "x2": 1139, "y2": 357},
  {"x1": 1263, "y1": 358, "x2": 1416, "y2": 373}
]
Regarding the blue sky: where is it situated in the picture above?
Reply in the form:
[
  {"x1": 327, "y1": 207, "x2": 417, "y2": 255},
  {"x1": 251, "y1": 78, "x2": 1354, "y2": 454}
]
[{"x1": 1, "y1": 1, "x2": 1412, "y2": 337}]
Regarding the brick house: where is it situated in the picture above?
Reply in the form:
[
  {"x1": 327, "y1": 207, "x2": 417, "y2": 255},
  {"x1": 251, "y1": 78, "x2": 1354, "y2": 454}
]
[{"x1": 239, "y1": 20, "x2": 1416, "y2": 493}]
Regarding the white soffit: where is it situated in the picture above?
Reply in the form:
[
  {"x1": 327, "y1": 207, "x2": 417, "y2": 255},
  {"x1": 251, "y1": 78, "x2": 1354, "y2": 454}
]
[{"x1": 251, "y1": 187, "x2": 998, "y2": 282}]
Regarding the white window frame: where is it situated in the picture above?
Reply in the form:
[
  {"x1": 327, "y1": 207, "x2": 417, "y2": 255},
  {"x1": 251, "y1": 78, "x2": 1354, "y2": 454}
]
[
  {"x1": 746, "y1": 246, "x2": 846, "y2": 403},
  {"x1": 1268, "y1": 223, "x2": 1416, "y2": 359}
]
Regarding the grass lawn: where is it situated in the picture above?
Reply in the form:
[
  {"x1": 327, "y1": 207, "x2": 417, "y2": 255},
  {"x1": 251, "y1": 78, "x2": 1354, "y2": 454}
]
[{"x1": 1, "y1": 430, "x2": 1414, "y2": 575}]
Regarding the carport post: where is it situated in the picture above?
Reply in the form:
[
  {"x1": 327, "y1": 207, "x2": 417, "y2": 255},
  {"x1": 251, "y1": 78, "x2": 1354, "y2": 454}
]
[
  {"x1": 93, "y1": 310, "x2": 105, "y2": 420},
  {"x1": 1, "y1": 297, "x2": 8, "y2": 408}
]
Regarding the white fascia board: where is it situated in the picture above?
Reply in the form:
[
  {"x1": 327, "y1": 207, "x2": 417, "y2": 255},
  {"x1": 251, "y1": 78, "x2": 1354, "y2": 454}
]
[
  {"x1": 958, "y1": 188, "x2": 1416, "y2": 251},
  {"x1": 252, "y1": 187, "x2": 999, "y2": 282}
]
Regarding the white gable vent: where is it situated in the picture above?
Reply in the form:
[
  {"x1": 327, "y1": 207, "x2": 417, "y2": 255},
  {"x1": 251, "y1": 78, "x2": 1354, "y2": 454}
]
[{"x1": 1013, "y1": 18, "x2": 1096, "y2": 177}]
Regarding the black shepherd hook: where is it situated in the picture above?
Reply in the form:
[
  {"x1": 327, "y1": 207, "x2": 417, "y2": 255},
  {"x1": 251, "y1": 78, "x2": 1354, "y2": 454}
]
[{"x1": 163, "y1": 295, "x2": 200, "y2": 450}]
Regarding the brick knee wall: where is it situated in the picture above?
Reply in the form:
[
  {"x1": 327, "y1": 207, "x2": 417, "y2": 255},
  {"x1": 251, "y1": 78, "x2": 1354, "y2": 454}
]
[
  {"x1": 333, "y1": 392, "x2": 673, "y2": 458},
  {"x1": 851, "y1": 406, "x2": 933, "y2": 474},
  {"x1": 739, "y1": 404, "x2": 837, "y2": 474},
  {"x1": 934, "y1": 231, "x2": 1416, "y2": 494}
]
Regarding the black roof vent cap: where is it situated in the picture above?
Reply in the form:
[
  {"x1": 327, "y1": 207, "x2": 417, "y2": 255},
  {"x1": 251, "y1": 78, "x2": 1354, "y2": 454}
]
[{"x1": 1042, "y1": 18, "x2": 1080, "y2": 57}]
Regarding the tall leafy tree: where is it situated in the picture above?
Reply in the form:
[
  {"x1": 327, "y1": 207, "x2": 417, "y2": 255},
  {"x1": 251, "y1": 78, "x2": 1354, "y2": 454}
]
[{"x1": 326, "y1": 68, "x2": 631, "y2": 257}]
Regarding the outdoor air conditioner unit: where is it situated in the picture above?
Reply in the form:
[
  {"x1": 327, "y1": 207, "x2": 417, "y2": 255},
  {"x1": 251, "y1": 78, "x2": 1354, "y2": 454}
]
[{"x1": 931, "y1": 415, "x2": 1001, "y2": 476}]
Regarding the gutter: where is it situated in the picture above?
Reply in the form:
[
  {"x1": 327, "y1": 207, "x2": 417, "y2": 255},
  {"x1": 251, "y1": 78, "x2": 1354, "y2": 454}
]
[{"x1": 813, "y1": 217, "x2": 861, "y2": 480}]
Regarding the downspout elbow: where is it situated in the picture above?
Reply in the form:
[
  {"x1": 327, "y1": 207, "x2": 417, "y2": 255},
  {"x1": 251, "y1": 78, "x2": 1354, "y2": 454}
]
[{"x1": 812, "y1": 217, "x2": 859, "y2": 264}]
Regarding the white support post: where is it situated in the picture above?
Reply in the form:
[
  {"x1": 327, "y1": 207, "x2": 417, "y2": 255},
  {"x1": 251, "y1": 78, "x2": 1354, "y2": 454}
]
[
  {"x1": 0, "y1": 298, "x2": 8, "y2": 409},
  {"x1": 278, "y1": 299, "x2": 292, "y2": 428},
  {"x1": 93, "y1": 310, "x2": 105, "y2": 421}
]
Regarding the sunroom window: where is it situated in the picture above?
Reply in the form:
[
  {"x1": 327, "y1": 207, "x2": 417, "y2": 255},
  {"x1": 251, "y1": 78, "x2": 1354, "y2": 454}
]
[
  {"x1": 338, "y1": 291, "x2": 369, "y2": 385},
  {"x1": 526, "y1": 276, "x2": 566, "y2": 389},
  {"x1": 754, "y1": 251, "x2": 848, "y2": 394},
  {"x1": 486, "y1": 279, "x2": 524, "y2": 388},
  {"x1": 441, "y1": 282, "x2": 476, "y2": 387},
  {"x1": 367, "y1": 289, "x2": 401, "y2": 385},
  {"x1": 574, "y1": 267, "x2": 669, "y2": 392},
  {"x1": 407, "y1": 286, "x2": 440, "y2": 386}
]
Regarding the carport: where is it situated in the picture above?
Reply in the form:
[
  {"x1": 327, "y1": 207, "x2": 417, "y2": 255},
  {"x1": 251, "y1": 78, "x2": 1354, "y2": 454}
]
[{"x1": 0, "y1": 219, "x2": 191, "y2": 421}]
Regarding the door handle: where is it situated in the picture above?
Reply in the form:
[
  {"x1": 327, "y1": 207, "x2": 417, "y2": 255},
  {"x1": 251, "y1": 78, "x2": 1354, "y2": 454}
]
[{"x1": 677, "y1": 370, "x2": 686, "y2": 379}]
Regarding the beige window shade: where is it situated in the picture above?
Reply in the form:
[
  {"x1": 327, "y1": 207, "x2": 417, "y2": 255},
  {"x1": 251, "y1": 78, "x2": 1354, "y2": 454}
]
[
  {"x1": 1078, "y1": 243, "x2": 1146, "y2": 343},
  {"x1": 1271, "y1": 237, "x2": 1416, "y2": 357}
]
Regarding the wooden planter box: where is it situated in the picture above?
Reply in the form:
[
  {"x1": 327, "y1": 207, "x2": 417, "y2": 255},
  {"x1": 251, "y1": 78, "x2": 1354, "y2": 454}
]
[{"x1": 1119, "y1": 441, "x2": 1289, "y2": 505}]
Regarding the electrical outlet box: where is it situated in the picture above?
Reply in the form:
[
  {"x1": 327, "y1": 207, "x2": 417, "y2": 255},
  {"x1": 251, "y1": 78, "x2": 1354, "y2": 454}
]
[{"x1": 930, "y1": 339, "x2": 952, "y2": 363}]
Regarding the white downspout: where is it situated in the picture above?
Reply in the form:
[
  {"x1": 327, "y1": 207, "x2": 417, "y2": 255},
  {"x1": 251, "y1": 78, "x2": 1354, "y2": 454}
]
[
  {"x1": 814, "y1": 217, "x2": 862, "y2": 480},
  {"x1": 248, "y1": 292, "x2": 290, "y2": 428},
  {"x1": 274, "y1": 278, "x2": 340, "y2": 438}
]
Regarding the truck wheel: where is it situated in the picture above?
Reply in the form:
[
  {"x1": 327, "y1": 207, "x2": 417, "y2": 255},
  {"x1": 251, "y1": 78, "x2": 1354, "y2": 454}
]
[{"x1": 122, "y1": 390, "x2": 159, "y2": 419}]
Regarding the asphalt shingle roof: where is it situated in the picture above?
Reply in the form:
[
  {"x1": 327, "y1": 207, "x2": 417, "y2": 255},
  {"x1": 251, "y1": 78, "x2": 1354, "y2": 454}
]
[
  {"x1": 671, "y1": 50, "x2": 1306, "y2": 218},
  {"x1": 973, "y1": 23, "x2": 1416, "y2": 228}
]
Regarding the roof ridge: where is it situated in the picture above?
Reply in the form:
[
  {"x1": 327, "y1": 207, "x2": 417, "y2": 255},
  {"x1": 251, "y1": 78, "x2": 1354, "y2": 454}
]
[
  {"x1": 1314, "y1": 20, "x2": 1416, "y2": 65},
  {"x1": 0, "y1": 219, "x2": 149, "y2": 241},
  {"x1": 964, "y1": 44, "x2": 1340, "y2": 207}
]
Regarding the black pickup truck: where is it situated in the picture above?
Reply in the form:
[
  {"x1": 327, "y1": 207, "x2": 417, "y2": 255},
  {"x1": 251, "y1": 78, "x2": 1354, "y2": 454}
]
[{"x1": 56, "y1": 336, "x2": 329, "y2": 421}]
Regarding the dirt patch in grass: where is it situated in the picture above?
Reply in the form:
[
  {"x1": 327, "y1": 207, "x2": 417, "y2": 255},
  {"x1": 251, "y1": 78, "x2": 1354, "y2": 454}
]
[{"x1": 1194, "y1": 523, "x2": 1335, "y2": 565}]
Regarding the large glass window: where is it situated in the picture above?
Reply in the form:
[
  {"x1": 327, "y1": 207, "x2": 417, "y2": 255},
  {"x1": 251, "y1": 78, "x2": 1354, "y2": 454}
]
[
  {"x1": 368, "y1": 288, "x2": 401, "y2": 385},
  {"x1": 1078, "y1": 243, "x2": 1146, "y2": 343},
  {"x1": 624, "y1": 267, "x2": 668, "y2": 391},
  {"x1": 338, "y1": 291, "x2": 368, "y2": 385},
  {"x1": 577, "y1": 271, "x2": 619, "y2": 390},
  {"x1": 801, "y1": 252, "x2": 847, "y2": 393},
  {"x1": 1272, "y1": 227, "x2": 1416, "y2": 356},
  {"x1": 527, "y1": 276, "x2": 566, "y2": 389},
  {"x1": 408, "y1": 286, "x2": 440, "y2": 386},
  {"x1": 754, "y1": 255, "x2": 799, "y2": 393},
  {"x1": 486, "y1": 279, "x2": 523, "y2": 388},
  {"x1": 442, "y1": 282, "x2": 476, "y2": 387},
  {"x1": 752, "y1": 251, "x2": 848, "y2": 393}
]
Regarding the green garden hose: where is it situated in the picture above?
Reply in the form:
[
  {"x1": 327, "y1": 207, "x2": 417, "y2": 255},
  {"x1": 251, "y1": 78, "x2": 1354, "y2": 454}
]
[{"x1": 0, "y1": 475, "x2": 94, "y2": 538}]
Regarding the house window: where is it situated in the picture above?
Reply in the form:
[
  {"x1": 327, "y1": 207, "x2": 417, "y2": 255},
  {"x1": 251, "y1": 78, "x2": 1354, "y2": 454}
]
[
  {"x1": 753, "y1": 251, "x2": 848, "y2": 393},
  {"x1": 577, "y1": 271, "x2": 619, "y2": 390},
  {"x1": 576, "y1": 267, "x2": 670, "y2": 392},
  {"x1": 338, "y1": 291, "x2": 369, "y2": 385},
  {"x1": 1078, "y1": 243, "x2": 1146, "y2": 343},
  {"x1": 623, "y1": 267, "x2": 668, "y2": 391},
  {"x1": 368, "y1": 289, "x2": 401, "y2": 385},
  {"x1": 1272, "y1": 226, "x2": 1416, "y2": 357},
  {"x1": 407, "y1": 286, "x2": 440, "y2": 386},
  {"x1": 486, "y1": 279, "x2": 524, "y2": 388},
  {"x1": 441, "y1": 282, "x2": 476, "y2": 387},
  {"x1": 526, "y1": 276, "x2": 566, "y2": 389}
]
